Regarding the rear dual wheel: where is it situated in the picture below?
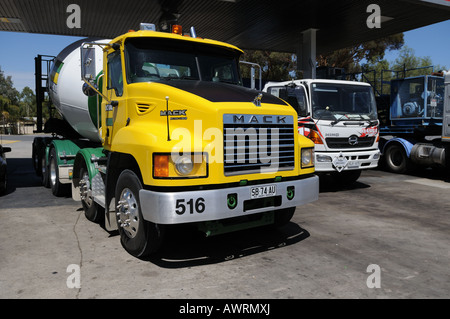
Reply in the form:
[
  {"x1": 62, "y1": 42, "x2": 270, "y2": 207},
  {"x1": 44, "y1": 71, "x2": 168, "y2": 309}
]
[
  {"x1": 79, "y1": 163, "x2": 104, "y2": 223},
  {"x1": 49, "y1": 148, "x2": 70, "y2": 196}
]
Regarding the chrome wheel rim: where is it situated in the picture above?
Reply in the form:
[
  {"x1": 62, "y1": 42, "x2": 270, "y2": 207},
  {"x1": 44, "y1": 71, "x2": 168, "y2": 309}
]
[
  {"x1": 117, "y1": 188, "x2": 139, "y2": 238},
  {"x1": 79, "y1": 171, "x2": 93, "y2": 207},
  {"x1": 50, "y1": 157, "x2": 57, "y2": 186}
]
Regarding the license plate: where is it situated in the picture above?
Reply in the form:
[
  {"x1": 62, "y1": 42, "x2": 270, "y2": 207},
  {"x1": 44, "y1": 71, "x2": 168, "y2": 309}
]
[
  {"x1": 347, "y1": 160, "x2": 360, "y2": 169},
  {"x1": 250, "y1": 185, "x2": 277, "y2": 199}
]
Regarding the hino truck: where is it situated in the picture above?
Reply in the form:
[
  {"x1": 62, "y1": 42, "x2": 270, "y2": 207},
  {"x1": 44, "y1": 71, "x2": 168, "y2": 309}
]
[
  {"x1": 378, "y1": 72, "x2": 450, "y2": 173},
  {"x1": 32, "y1": 23, "x2": 319, "y2": 258},
  {"x1": 264, "y1": 79, "x2": 380, "y2": 184}
]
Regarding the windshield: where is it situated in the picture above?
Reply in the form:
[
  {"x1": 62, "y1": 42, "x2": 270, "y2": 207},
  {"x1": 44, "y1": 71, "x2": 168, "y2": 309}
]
[
  {"x1": 125, "y1": 37, "x2": 242, "y2": 85},
  {"x1": 311, "y1": 83, "x2": 377, "y2": 121}
]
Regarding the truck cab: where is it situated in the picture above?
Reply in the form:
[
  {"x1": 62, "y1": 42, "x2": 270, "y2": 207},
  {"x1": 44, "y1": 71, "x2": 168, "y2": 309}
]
[
  {"x1": 264, "y1": 79, "x2": 380, "y2": 183},
  {"x1": 378, "y1": 73, "x2": 449, "y2": 172},
  {"x1": 47, "y1": 24, "x2": 320, "y2": 257}
]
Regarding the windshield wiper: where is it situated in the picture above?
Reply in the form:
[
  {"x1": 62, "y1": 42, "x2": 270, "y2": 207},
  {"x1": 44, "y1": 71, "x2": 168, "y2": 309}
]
[
  {"x1": 330, "y1": 114, "x2": 349, "y2": 126},
  {"x1": 218, "y1": 80, "x2": 239, "y2": 85},
  {"x1": 180, "y1": 75, "x2": 198, "y2": 80},
  {"x1": 161, "y1": 75, "x2": 198, "y2": 81},
  {"x1": 331, "y1": 114, "x2": 370, "y2": 126}
]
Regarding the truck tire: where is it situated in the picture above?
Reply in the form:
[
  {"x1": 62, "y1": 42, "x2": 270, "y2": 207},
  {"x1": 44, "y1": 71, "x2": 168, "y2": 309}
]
[
  {"x1": 79, "y1": 164, "x2": 104, "y2": 223},
  {"x1": 41, "y1": 148, "x2": 50, "y2": 188},
  {"x1": 384, "y1": 143, "x2": 409, "y2": 174},
  {"x1": 49, "y1": 147, "x2": 69, "y2": 196},
  {"x1": 0, "y1": 165, "x2": 6, "y2": 194},
  {"x1": 115, "y1": 169, "x2": 165, "y2": 258},
  {"x1": 32, "y1": 138, "x2": 42, "y2": 176}
]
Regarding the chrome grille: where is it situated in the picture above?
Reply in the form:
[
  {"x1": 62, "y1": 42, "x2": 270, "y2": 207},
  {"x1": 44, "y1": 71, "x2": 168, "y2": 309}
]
[{"x1": 223, "y1": 114, "x2": 295, "y2": 176}]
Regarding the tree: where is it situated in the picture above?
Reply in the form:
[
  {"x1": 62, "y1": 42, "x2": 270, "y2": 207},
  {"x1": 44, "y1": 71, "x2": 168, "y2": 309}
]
[
  {"x1": 241, "y1": 50, "x2": 298, "y2": 82},
  {"x1": 240, "y1": 34, "x2": 404, "y2": 84},
  {"x1": 0, "y1": 65, "x2": 59, "y2": 134},
  {"x1": 19, "y1": 86, "x2": 36, "y2": 118},
  {"x1": 0, "y1": 66, "x2": 20, "y2": 106},
  {"x1": 391, "y1": 46, "x2": 447, "y2": 77},
  {"x1": 318, "y1": 33, "x2": 405, "y2": 74},
  {"x1": 363, "y1": 46, "x2": 448, "y2": 96}
]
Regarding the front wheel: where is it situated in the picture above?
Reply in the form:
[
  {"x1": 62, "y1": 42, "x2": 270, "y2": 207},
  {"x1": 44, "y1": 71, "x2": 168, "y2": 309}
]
[{"x1": 115, "y1": 170, "x2": 165, "y2": 258}]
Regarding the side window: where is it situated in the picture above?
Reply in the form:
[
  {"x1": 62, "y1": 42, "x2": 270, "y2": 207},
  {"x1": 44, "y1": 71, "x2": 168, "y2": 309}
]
[
  {"x1": 268, "y1": 86, "x2": 309, "y2": 117},
  {"x1": 291, "y1": 86, "x2": 308, "y2": 117},
  {"x1": 107, "y1": 51, "x2": 123, "y2": 96},
  {"x1": 267, "y1": 87, "x2": 281, "y2": 98}
]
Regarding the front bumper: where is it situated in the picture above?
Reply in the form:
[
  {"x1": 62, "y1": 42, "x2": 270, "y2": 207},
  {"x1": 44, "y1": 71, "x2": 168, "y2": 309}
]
[
  {"x1": 315, "y1": 149, "x2": 380, "y2": 172},
  {"x1": 139, "y1": 175, "x2": 319, "y2": 225}
]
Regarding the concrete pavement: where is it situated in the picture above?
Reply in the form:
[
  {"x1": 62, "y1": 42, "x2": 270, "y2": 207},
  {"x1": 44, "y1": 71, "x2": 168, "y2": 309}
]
[{"x1": 0, "y1": 134, "x2": 449, "y2": 299}]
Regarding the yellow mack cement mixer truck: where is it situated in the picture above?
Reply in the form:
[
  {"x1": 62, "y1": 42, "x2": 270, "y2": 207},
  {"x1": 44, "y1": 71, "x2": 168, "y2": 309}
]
[{"x1": 32, "y1": 23, "x2": 319, "y2": 258}]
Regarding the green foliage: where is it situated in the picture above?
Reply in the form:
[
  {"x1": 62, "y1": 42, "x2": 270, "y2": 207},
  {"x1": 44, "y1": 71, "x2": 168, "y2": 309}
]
[
  {"x1": 240, "y1": 34, "x2": 405, "y2": 83},
  {"x1": 318, "y1": 34, "x2": 405, "y2": 74},
  {"x1": 362, "y1": 46, "x2": 448, "y2": 96},
  {"x1": 241, "y1": 51, "x2": 298, "y2": 81},
  {"x1": 0, "y1": 66, "x2": 47, "y2": 132},
  {"x1": 0, "y1": 66, "x2": 20, "y2": 106}
]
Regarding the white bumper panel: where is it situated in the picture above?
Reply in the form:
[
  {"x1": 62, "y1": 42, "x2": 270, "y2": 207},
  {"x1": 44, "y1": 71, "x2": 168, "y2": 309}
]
[
  {"x1": 315, "y1": 149, "x2": 380, "y2": 172},
  {"x1": 139, "y1": 175, "x2": 319, "y2": 225}
]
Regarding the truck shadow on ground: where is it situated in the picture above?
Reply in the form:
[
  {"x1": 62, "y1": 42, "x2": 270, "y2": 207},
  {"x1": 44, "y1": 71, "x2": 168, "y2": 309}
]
[
  {"x1": 142, "y1": 222, "x2": 310, "y2": 268},
  {"x1": 318, "y1": 174, "x2": 371, "y2": 193},
  {"x1": 2, "y1": 158, "x2": 42, "y2": 196},
  {"x1": 3, "y1": 158, "x2": 72, "y2": 198},
  {"x1": 376, "y1": 163, "x2": 450, "y2": 183},
  {"x1": 404, "y1": 167, "x2": 450, "y2": 183}
]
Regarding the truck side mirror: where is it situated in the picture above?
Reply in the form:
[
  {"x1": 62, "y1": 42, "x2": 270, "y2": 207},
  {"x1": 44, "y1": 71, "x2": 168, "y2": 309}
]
[
  {"x1": 81, "y1": 46, "x2": 96, "y2": 82},
  {"x1": 240, "y1": 61, "x2": 262, "y2": 90},
  {"x1": 80, "y1": 42, "x2": 110, "y2": 102}
]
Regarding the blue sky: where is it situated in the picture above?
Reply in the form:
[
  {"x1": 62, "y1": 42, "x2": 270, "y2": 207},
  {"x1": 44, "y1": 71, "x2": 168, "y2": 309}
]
[{"x1": 0, "y1": 19, "x2": 449, "y2": 93}]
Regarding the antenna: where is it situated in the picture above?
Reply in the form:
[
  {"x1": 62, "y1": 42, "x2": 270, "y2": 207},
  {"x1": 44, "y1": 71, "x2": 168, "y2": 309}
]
[{"x1": 166, "y1": 96, "x2": 171, "y2": 141}]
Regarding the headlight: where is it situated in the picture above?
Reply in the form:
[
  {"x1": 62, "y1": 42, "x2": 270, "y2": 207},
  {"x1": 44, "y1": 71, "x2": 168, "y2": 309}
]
[
  {"x1": 301, "y1": 148, "x2": 315, "y2": 168},
  {"x1": 174, "y1": 156, "x2": 194, "y2": 176},
  {"x1": 153, "y1": 153, "x2": 208, "y2": 179}
]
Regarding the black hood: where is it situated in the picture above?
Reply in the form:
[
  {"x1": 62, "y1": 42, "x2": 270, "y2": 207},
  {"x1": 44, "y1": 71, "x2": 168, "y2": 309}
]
[{"x1": 161, "y1": 80, "x2": 288, "y2": 105}]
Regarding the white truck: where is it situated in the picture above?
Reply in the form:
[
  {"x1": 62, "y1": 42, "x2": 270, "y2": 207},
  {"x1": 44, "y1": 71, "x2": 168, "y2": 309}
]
[{"x1": 264, "y1": 79, "x2": 380, "y2": 183}]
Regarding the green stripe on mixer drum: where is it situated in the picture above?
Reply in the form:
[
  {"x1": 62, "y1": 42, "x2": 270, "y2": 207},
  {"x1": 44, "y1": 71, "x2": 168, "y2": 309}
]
[{"x1": 87, "y1": 71, "x2": 104, "y2": 128}]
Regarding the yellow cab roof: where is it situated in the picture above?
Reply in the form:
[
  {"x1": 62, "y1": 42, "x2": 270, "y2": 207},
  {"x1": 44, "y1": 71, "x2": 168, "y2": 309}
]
[{"x1": 110, "y1": 29, "x2": 244, "y2": 54}]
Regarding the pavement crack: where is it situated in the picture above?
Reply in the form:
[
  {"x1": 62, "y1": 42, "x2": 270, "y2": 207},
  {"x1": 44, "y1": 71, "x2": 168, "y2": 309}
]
[{"x1": 72, "y1": 209, "x2": 84, "y2": 299}]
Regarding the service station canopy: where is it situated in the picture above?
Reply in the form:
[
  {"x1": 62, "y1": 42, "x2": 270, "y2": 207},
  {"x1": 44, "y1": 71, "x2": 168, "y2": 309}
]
[{"x1": 1, "y1": 0, "x2": 449, "y2": 55}]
